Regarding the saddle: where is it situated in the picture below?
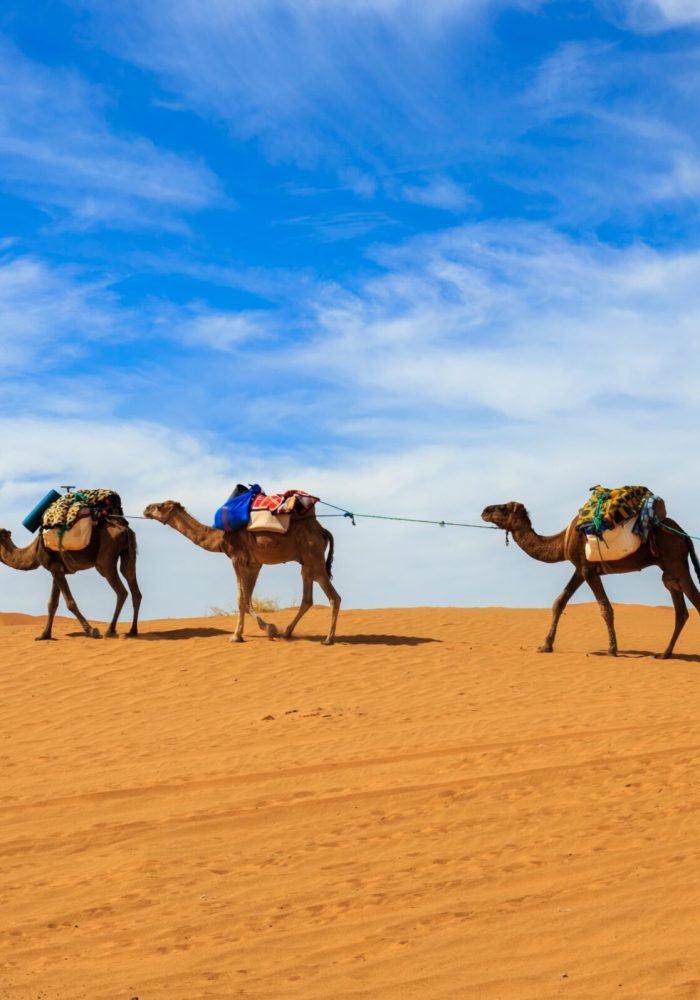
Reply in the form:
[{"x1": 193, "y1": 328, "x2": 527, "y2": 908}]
[
  {"x1": 40, "y1": 489, "x2": 122, "y2": 553},
  {"x1": 214, "y1": 486, "x2": 318, "y2": 534},
  {"x1": 577, "y1": 486, "x2": 665, "y2": 563}
]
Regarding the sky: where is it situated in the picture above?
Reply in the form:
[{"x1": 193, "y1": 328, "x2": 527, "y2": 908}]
[{"x1": 2, "y1": 0, "x2": 700, "y2": 624}]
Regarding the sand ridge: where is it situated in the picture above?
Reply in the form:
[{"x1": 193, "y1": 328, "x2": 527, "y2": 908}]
[{"x1": 0, "y1": 604, "x2": 698, "y2": 999}]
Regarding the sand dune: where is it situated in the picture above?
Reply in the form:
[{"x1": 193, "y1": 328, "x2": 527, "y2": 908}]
[{"x1": 0, "y1": 604, "x2": 698, "y2": 999}]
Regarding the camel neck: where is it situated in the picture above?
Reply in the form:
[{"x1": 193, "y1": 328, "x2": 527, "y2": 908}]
[
  {"x1": 0, "y1": 536, "x2": 42, "y2": 571},
  {"x1": 166, "y1": 509, "x2": 224, "y2": 553},
  {"x1": 510, "y1": 523, "x2": 566, "y2": 564}
]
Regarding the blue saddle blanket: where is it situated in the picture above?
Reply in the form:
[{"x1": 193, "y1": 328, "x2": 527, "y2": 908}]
[{"x1": 214, "y1": 484, "x2": 262, "y2": 531}]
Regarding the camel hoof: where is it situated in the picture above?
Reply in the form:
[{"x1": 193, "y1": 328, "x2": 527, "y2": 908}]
[
  {"x1": 537, "y1": 645, "x2": 553, "y2": 653},
  {"x1": 89, "y1": 627, "x2": 101, "y2": 639},
  {"x1": 266, "y1": 623, "x2": 279, "y2": 639},
  {"x1": 229, "y1": 634, "x2": 244, "y2": 644},
  {"x1": 104, "y1": 631, "x2": 119, "y2": 640},
  {"x1": 35, "y1": 635, "x2": 54, "y2": 642},
  {"x1": 322, "y1": 638, "x2": 335, "y2": 646},
  {"x1": 282, "y1": 628, "x2": 294, "y2": 640}
]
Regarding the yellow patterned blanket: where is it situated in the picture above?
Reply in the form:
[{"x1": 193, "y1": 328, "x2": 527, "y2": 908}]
[
  {"x1": 576, "y1": 485, "x2": 651, "y2": 535},
  {"x1": 42, "y1": 490, "x2": 122, "y2": 531}
]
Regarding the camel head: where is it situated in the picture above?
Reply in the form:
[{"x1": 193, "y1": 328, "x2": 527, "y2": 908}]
[
  {"x1": 0, "y1": 528, "x2": 12, "y2": 547},
  {"x1": 143, "y1": 500, "x2": 184, "y2": 524},
  {"x1": 481, "y1": 502, "x2": 531, "y2": 533}
]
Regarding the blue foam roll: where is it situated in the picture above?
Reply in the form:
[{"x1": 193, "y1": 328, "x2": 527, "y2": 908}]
[{"x1": 22, "y1": 489, "x2": 62, "y2": 533}]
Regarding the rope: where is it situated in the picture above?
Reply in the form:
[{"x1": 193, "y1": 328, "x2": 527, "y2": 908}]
[
  {"x1": 114, "y1": 502, "x2": 495, "y2": 530},
  {"x1": 109, "y1": 507, "x2": 700, "y2": 542},
  {"x1": 316, "y1": 499, "x2": 497, "y2": 530},
  {"x1": 591, "y1": 488, "x2": 609, "y2": 534},
  {"x1": 654, "y1": 517, "x2": 700, "y2": 542}
]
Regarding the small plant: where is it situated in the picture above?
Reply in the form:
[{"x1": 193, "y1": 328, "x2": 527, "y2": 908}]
[{"x1": 210, "y1": 596, "x2": 280, "y2": 616}]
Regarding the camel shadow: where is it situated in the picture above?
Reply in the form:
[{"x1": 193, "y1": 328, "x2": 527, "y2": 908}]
[
  {"x1": 137, "y1": 627, "x2": 233, "y2": 641},
  {"x1": 66, "y1": 626, "x2": 232, "y2": 640},
  {"x1": 303, "y1": 633, "x2": 439, "y2": 646},
  {"x1": 590, "y1": 648, "x2": 700, "y2": 663}
]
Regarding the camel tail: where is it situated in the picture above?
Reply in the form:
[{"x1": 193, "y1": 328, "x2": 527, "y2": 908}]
[
  {"x1": 322, "y1": 528, "x2": 335, "y2": 579},
  {"x1": 688, "y1": 536, "x2": 700, "y2": 585}
]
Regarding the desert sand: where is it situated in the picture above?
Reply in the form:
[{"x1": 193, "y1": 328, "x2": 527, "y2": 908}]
[{"x1": 0, "y1": 603, "x2": 698, "y2": 1000}]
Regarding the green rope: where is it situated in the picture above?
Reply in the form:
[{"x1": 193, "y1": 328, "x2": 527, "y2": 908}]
[
  {"x1": 591, "y1": 487, "x2": 609, "y2": 534},
  {"x1": 317, "y1": 499, "x2": 497, "y2": 530},
  {"x1": 654, "y1": 517, "x2": 700, "y2": 542}
]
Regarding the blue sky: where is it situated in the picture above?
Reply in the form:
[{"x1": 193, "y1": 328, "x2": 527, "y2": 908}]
[{"x1": 2, "y1": 0, "x2": 700, "y2": 622}]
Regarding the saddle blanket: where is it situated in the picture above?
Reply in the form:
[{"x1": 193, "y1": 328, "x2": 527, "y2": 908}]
[
  {"x1": 42, "y1": 489, "x2": 122, "y2": 531},
  {"x1": 576, "y1": 485, "x2": 651, "y2": 535},
  {"x1": 251, "y1": 490, "x2": 318, "y2": 515}
]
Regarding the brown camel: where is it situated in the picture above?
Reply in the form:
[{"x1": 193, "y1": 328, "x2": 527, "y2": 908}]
[
  {"x1": 143, "y1": 500, "x2": 341, "y2": 644},
  {"x1": 481, "y1": 500, "x2": 700, "y2": 658},
  {"x1": 0, "y1": 515, "x2": 141, "y2": 641}
]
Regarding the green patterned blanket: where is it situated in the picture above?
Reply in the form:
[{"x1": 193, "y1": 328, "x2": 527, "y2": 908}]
[{"x1": 576, "y1": 485, "x2": 651, "y2": 535}]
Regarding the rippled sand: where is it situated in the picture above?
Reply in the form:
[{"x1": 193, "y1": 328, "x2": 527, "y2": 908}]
[{"x1": 1, "y1": 604, "x2": 698, "y2": 999}]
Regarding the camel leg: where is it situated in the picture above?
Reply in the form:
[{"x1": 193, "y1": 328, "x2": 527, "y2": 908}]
[
  {"x1": 585, "y1": 573, "x2": 617, "y2": 655},
  {"x1": 244, "y1": 565, "x2": 279, "y2": 639},
  {"x1": 538, "y1": 570, "x2": 584, "y2": 653},
  {"x1": 230, "y1": 562, "x2": 259, "y2": 643},
  {"x1": 96, "y1": 563, "x2": 128, "y2": 637},
  {"x1": 676, "y1": 566, "x2": 700, "y2": 616},
  {"x1": 119, "y1": 542, "x2": 142, "y2": 637},
  {"x1": 658, "y1": 582, "x2": 688, "y2": 659},
  {"x1": 314, "y1": 571, "x2": 341, "y2": 646},
  {"x1": 282, "y1": 571, "x2": 314, "y2": 640},
  {"x1": 231, "y1": 570, "x2": 247, "y2": 642},
  {"x1": 55, "y1": 573, "x2": 101, "y2": 639},
  {"x1": 36, "y1": 578, "x2": 61, "y2": 641}
]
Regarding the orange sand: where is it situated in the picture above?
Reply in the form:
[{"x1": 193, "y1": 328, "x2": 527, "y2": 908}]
[{"x1": 0, "y1": 604, "x2": 698, "y2": 999}]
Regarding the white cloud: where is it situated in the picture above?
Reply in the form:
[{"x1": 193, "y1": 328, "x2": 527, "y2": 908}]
[
  {"x1": 177, "y1": 309, "x2": 275, "y2": 348},
  {"x1": 0, "y1": 255, "x2": 118, "y2": 371},
  {"x1": 2, "y1": 411, "x2": 699, "y2": 627},
  {"x1": 598, "y1": 0, "x2": 700, "y2": 31},
  {"x1": 291, "y1": 223, "x2": 700, "y2": 421},
  {"x1": 398, "y1": 175, "x2": 475, "y2": 212},
  {"x1": 0, "y1": 39, "x2": 220, "y2": 228}
]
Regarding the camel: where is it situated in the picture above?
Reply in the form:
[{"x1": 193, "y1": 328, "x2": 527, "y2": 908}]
[
  {"x1": 143, "y1": 500, "x2": 341, "y2": 644},
  {"x1": 481, "y1": 500, "x2": 700, "y2": 658},
  {"x1": 0, "y1": 515, "x2": 141, "y2": 641}
]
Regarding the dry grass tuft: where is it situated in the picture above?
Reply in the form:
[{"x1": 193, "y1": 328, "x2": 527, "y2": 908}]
[{"x1": 210, "y1": 596, "x2": 280, "y2": 616}]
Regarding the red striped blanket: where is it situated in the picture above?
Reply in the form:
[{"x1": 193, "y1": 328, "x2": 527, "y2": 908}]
[{"x1": 251, "y1": 490, "x2": 318, "y2": 515}]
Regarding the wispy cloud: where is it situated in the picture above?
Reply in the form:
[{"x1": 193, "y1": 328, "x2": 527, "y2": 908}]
[
  {"x1": 80, "y1": 0, "x2": 542, "y2": 168},
  {"x1": 0, "y1": 39, "x2": 221, "y2": 229},
  {"x1": 77, "y1": 0, "x2": 700, "y2": 234},
  {"x1": 598, "y1": 0, "x2": 700, "y2": 31},
  {"x1": 396, "y1": 174, "x2": 476, "y2": 212},
  {"x1": 285, "y1": 223, "x2": 700, "y2": 424},
  {"x1": 520, "y1": 38, "x2": 700, "y2": 221},
  {"x1": 0, "y1": 254, "x2": 118, "y2": 372}
]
